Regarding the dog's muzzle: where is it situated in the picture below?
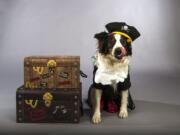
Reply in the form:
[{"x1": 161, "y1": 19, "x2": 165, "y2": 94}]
[{"x1": 114, "y1": 47, "x2": 126, "y2": 60}]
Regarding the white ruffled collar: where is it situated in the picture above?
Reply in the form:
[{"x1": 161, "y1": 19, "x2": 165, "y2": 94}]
[{"x1": 93, "y1": 53, "x2": 130, "y2": 85}]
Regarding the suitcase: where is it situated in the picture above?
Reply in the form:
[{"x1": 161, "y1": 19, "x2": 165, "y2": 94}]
[
  {"x1": 16, "y1": 85, "x2": 82, "y2": 123},
  {"x1": 24, "y1": 56, "x2": 80, "y2": 89}
]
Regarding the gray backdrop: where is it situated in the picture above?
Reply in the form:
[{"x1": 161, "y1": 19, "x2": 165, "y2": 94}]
[{"x1": 0, "y1": 0, "x2": 180, "y2": 109}]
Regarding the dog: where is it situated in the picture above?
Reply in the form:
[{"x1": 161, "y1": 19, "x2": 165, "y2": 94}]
[{"x1": 87, "y1": 22, "x2": 140, "y2": 124}]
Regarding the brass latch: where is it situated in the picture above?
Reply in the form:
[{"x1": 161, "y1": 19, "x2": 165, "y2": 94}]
[
  {"x1": 47, "y1": 60, "x2": 57, "y2": 74},
  {"x1": 47, "y1": 60, "x2": 56, "y2": 68},
  {"x1": 43, "y1": 92, "x2": 53, "y2": 107}
]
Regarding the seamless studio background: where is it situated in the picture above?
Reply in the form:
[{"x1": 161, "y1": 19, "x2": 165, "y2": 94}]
[{"x1": 0, "y1": 0, "x2": 180, "y2": 111}]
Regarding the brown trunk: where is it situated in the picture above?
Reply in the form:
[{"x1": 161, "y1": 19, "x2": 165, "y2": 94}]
[
  {"x1": 24, "y1": 56, "x2": 80, "y2": 89},
  {"x1": 16, "y1": 85, "x2": 82, "y2": 123}
]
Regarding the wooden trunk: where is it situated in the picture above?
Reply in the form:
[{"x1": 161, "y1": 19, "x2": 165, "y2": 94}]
[
  {"x1": 24, "y1": 56, "x2": 80, "y2": 89},
  {"x1": 16, "y1": 85, "x2": 82, "y2": 123}
]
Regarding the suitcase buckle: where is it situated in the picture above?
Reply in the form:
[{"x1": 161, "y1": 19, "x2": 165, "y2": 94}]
[{"x1": 43, "y1": 92, "x2": 53, "y2": 107}]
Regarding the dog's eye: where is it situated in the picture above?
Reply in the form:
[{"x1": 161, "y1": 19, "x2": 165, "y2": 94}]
[
  {"x1": 109, "y1": 37, "x2": 116, "y2": 45},
  {"x1": 120, "y1": 39, "x2": 127, "y2": 45}
]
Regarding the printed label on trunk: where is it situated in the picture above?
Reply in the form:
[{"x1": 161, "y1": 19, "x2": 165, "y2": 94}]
[
  {"x1": 59, "y1": 72, "x2": 69, "y2": 79},
  {"x1": 25, "y1": 100, "x2": 38, "y2": 109},
  {"x1": 52, "y1": 105, "x2": 69, "y2": 121},
  {"x1": 25, "y1": 81, "x2": 38, "y2": 88},
  {"x1": 58, "y1": 81, "x2": 71, "y2": 85},
  {"x1": 33, "y1": 67, "x2": 44, "y2": 75},
  {"x1": 30, "y1": 108, "x2": 47, "y2": 121},
  {"x1": 30, "y1": 77, "x2": 40, "y2": 82}
]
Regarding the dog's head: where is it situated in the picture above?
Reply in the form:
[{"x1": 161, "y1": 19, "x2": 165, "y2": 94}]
[{"x1": 94, "y1": 22, "x2": 140, "y2": 60}]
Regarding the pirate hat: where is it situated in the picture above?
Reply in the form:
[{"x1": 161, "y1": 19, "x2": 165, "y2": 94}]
[{"x1": 105, "y1": 22, "x2": 140, "y2": 42}]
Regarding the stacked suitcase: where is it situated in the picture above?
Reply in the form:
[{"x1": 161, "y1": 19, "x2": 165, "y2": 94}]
[{"x1": 16, "y1": 56, "x2": 82, "y2": 123}]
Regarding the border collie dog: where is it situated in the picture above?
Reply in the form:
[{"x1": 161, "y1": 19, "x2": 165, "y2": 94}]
[{"x1": 87, "y1": 22, "x2": 140, "y2": 124}]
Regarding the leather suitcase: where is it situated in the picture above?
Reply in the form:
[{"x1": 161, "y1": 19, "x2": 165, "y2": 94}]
[
  {"x1": 16, "y1": 85, "x2": 82, "y2": 123},
  {"x1": 24, "y1": 56, "x2": 80, "y2": 89}
]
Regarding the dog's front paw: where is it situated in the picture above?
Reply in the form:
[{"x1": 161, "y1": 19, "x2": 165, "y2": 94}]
[
  {"x1": 119, "y1": 109, "x2": 128, "y2": 119},
  {"x1": 92, "y1": 112, "x2": 101, "y2": 124}
]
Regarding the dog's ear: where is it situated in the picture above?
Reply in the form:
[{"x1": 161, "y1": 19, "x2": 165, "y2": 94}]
[
  {"x1": 94, "y1": 32, "x2": 109, "y2": 54},
  {"x1": 94, "y1": 32, "x2": 108, "y2": 41}
]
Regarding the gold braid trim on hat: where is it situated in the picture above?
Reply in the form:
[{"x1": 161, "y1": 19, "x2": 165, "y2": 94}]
[{"x1": 111, "y1": 31, "x2": 132, "y2": 43}]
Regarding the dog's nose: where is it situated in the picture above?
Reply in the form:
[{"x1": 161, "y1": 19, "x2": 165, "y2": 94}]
[
  {"x1": 115, "y1": 48, "x2": 121, "y2": 55},
  {"x1": 114, "y1": 48, "x2": 122, "y2": 59}
]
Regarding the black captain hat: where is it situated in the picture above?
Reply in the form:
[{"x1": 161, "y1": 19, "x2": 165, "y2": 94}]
[{"x1": 105, "y1": 22, "x2": 140, "y2": 43}]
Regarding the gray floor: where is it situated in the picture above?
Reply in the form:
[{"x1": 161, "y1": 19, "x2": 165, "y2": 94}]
[
  {"x1": 0, "y1": 100, "x2": 180, "y2": 135},
  {"x1": 0, "y1": 71, "x2": 180, "y2": 135}
]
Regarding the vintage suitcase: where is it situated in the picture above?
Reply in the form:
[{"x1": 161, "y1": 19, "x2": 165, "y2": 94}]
[
  {"x1": 24, "y1": 56, "x2": 80, "y2": 89},
  {"x1": 16, "y1": 85, "x2": 82, "y2": 123}
]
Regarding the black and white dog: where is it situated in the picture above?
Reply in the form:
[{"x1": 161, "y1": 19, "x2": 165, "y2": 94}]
[{"x1": 87, "y1": 22, "x2": 140, "y2": 124}]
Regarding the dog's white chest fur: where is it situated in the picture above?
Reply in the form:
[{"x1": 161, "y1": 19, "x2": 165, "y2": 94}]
[{"x1": 93, "y1": 53, "x2": 129, "y2": 85}]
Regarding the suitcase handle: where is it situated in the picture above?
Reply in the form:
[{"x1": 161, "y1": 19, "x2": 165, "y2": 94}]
[{"x1": 80, "y1": 70, "x2": 87, "y2": 78}]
